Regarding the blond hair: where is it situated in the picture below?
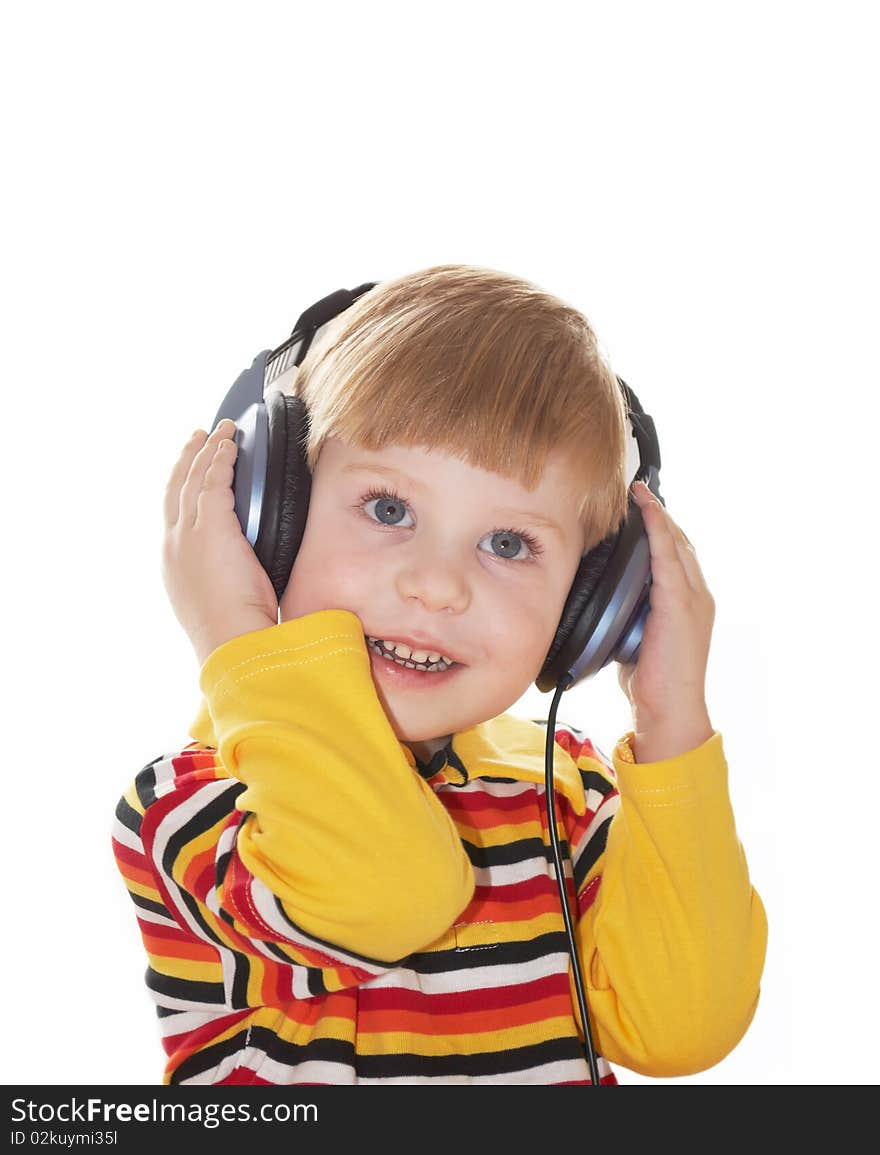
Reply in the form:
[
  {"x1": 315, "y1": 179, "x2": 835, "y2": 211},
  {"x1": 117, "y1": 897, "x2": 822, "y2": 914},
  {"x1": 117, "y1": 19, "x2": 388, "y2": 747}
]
[{"x1": 290, "y1": 264, "x2": 630, "y2": 554}]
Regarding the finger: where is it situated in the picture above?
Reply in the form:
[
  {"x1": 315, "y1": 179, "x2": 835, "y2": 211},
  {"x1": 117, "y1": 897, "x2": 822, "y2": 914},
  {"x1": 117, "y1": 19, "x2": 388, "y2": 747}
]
[
  {"x1": 633, "y1": 484, "x2": 707, "y2": 595},
  {"x1": 664, "y1": 517, "x2": 711, "y2": 595},
  {"x1": 178, "y1": 419, "x2": 236, "y2": 527},
  {"x1": 195, "y1": 436, "x2": 238, "y2": 527},
  {"x1": 653, "y1": 505, "x2": 704, "y2": 591},
  {"x1": 164, "y1": 429, "x2": 208, "y2": 528},
  {"x1": 633, "y1": 488, "x2": 694, "y2": 598}
]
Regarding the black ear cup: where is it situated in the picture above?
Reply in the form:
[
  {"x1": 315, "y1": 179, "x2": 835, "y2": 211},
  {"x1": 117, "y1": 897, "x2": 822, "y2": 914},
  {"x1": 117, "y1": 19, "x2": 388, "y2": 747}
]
[
  {"x1": 253, "y1": 391, "x2": 312, "y2": 603},
  {"x1": 536, "y1": 496, "x2": 650, "y2": 691},
  {"x1": 539, "y1": 533, "x2": 620, "y2": 680}
]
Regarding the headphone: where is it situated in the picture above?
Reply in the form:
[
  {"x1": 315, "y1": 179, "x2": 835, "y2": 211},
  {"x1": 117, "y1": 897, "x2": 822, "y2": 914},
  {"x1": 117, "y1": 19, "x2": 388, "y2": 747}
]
[
  {"x1": 210, "y1": 281, "x2": 666, "y2": 1084},
  {"x1": 211, "y1": 281, "x2": 665, "y2": 694}
]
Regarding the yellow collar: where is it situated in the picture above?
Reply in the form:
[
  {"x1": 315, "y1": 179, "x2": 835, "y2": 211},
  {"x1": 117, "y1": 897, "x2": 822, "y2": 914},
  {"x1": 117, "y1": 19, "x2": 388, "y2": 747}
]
[
  {"x1": 401, "y1": 712, "x2": 586, "y2": 816},
  {"x1": 460, "y1": 713, "x2": 586, "y2": 815},
  {"x1": 188, "y1": 700, "x2": 585, "y2": 817}
]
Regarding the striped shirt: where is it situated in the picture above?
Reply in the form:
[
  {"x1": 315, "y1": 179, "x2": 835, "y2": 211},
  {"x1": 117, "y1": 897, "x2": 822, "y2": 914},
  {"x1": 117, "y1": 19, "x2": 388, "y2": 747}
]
[{"x1": 112, "y1": 609, "x2": 767, "y2": 1084}]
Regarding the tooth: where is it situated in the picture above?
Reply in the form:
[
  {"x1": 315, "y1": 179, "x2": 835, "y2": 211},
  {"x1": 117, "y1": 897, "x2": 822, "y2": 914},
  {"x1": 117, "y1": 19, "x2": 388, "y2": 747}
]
[{"x1": 371, "y1": 637, "x2": 453, "y2": 665}]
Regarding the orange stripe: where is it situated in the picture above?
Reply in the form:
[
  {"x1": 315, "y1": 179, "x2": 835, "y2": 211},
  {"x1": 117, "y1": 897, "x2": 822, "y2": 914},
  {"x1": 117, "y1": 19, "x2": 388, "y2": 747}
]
[
  {"x1": 116, "y1": 858, "x2": 155, "y2": 888},
  {"x1": 358, "y1": 992, "x2": 573, "y2": 1037},
  {"x1": 459, "y1": 892, "x2": 560, "y2": 925},
  {"x1": 182, "y1": 844, "x2": 216, "y2": 895},
  {"x1": 451, "y1": 802, "x2": 540, "y2": 832},
  {"x1": 141, "y1": 931, "x2": 219, "y2": 963}
]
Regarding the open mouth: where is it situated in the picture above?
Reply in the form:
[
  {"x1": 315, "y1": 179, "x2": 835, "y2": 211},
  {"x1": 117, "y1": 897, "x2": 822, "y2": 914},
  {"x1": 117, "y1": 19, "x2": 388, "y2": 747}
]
[{"x1": 364, "y1": 636, "x2": 457, "y2": 674}]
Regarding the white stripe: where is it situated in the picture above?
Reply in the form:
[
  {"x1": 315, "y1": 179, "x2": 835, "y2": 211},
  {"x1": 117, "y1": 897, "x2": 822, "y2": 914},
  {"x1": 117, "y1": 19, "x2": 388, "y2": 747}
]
[
  {"x1": 111, "y1": 816, "x2": 144, "y2": 853},
  {"x1": 217, "y1": 824, "x2": 237, "y2": 858},
  {"x1": 290, "y1": 970, "x2": 316, "y2": 1000},
  {"x1": 456, "y1": 779, "x2": 537, "y2": 802},
  {"x1": 584, "y1": 785, "x2": 611, "y2": 813},
  {"x1": 148, "y1": 990, "x2": 225, "y2": 1014},
  {"x1": 363, "y1": 949, "x2": 571, "y2": 995},
  {"x1": 148, "y1": 755, "x2": 180, "y2": 798},
  {"x1": 177, "y1": 1052, "x2": 357, "y2": 1085},
  {"x1": 572, "y1": 794, "x2": 620, "y2": 870},
  {"x1": 356, "y1": 1058, "x2": 592, "y2": 1085},
  {"x1": 470, "y1": 853, "x2": 573, "y2": 890},
  {"x1": 131, "y1": 904, "x2": 177, "y2": 930},
  {"x1": 157, "y1": 1009, "x2": 239, "y2": 1040}
]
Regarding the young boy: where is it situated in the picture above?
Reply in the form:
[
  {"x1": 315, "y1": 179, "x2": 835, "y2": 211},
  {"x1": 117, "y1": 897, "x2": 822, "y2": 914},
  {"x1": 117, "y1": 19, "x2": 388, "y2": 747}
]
[{"x1": 113, "y1": 264, "x2": 767, "y2": 1085}]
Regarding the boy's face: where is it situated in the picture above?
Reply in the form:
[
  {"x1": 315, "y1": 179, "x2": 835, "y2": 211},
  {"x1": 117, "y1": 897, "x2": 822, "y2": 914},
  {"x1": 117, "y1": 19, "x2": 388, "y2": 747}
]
[{"x1": 280, "y1": 437, "x2": 586, "y2": 763}]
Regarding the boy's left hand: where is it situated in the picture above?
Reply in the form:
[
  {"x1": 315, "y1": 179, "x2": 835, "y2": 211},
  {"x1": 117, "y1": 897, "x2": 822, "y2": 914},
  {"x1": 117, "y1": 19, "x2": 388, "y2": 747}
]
[{"x1": 616, "y1": 480, "x2": 716, "y2": 760}]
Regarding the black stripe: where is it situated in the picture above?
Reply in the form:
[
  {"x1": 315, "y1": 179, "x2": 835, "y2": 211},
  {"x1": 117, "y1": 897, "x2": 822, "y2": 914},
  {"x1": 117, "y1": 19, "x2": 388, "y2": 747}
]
[
  {"x1": 307, "y1": 967, "x2": 330, "y2": 997},
  {"x1": 229, "y1": 950, "x2": 250, "y2": 1009},
  {"x1": 357, "y1": 1035, "x2": 585, "y2": 1080},
  {"x1": 248, "y1": 1026, "x2": 356, "y2": 1071},
  {"x1": 408, "y1": 929, "x2": 568, "y2": 975},
  {"x1": 446, "y1": 747, "x2": 469, "y2": 781},
  {"x1": 114, "y1": 794, "x2": 142, "y2": 837},
  {"x1": 146, "y1": 966, "x2": 226, "y2": 1006},
  {"x1": 160, "y1": 778, "x2": 245, "y2": 881},
  {"x1": 134, "y1": 760, "x2": 162, "y2": 810},
  {"x1": 129, "y1": 892, "x2": 171, "y2": 919},
  {"x1": 573, "y1": 814, "x2": 613, "y2": 891},
  {"x1": 262, "y1": 939, "x2": 305, "y2": 964},
  {"x1": 462, "y1": 836, "x2": 571, "y2": 871},
  {"x1": 160, "y1": 784, "x2": 245, "y2": 951},
  {"x1": 215, "y1": 848, "x2": 232, "y2": 892},
  {"x1": 169, "y1": 1027, "x2": 251, "y2": 1083},
  {"x1": 254, "y1": 1026, "x2": 355, "y2": 1067},
  {"x1": 170, "y1": 1025, "x2": 358, "y2": 1084},
  {"x1": 215, "y1": 809, "x2": 249, "y2": 896},
  {"x1": 579, "y1": 769, "x2": 616, "y2": 798}
]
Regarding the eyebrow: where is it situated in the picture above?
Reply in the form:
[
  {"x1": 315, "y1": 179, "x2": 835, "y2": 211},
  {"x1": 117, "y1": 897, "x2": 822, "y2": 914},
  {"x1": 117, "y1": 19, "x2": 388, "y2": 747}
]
[{"x1": 340, "y1": 462, "x2": 566, "y2": 536}]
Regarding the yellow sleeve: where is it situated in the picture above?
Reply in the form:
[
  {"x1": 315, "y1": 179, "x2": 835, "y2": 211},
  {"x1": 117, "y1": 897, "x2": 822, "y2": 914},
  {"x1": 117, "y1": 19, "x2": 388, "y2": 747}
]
[
  {"x1": 574, "y1": 730, "x2": 768, "y2": 1077},
  {"x1": 196, "y1": 608, "x2": 475, "y2": 963}
]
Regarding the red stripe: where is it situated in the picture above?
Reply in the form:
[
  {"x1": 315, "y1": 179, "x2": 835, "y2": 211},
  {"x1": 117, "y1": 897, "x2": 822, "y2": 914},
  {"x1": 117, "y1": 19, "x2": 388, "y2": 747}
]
[
  {"x1": 443, "y1": 787, "x2": 541, "y2": 815},
  {"x1": 111, "y1": 838, "x2": 150, "y2": 872},
  {"x1": 359, "y1": 972, "x2": 569, "y2": 1016}
]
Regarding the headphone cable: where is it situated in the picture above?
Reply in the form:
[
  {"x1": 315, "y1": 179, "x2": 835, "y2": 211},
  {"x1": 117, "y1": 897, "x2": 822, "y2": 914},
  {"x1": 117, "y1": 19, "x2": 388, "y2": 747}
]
[{"x1": 545, "y1": 673, "x2": 602, "y2": 1086}]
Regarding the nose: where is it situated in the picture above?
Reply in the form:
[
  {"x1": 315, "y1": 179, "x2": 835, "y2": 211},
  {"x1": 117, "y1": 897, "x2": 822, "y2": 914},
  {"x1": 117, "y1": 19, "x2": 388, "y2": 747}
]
[{"x1": 394, "y1": 541, "x2": 471, "y2": 615}]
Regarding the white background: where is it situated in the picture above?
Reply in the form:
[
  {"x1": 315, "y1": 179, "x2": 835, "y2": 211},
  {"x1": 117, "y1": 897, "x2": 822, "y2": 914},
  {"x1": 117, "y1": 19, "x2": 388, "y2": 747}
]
[{"x1": 2, "y1": 1, "x2": 876, "y2": 1086}]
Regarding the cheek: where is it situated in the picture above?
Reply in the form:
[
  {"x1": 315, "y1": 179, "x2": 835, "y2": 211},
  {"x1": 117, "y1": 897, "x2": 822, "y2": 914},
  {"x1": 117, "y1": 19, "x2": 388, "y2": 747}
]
[
  {"x1": 281, "y1": 518, "x2": 374, "y2": 618},
  {"x1": 481, "y1": 591, "x2": 561, "y2": 662}
]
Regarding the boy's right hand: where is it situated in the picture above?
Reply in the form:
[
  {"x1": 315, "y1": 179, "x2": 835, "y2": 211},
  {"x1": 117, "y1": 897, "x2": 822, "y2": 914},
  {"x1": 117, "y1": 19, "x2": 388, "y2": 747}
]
[{"x1": 162, "y1": 419, "x2": 280, "y2": 667}]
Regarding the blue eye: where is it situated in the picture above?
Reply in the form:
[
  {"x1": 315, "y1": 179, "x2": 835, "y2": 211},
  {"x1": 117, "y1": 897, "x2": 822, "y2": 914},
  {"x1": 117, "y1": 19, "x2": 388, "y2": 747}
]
[
  {"x1": 479, "y1": 531, "x2": 535, "y2": 562},
  {"x1": 361, "y1": 488, "x2": 414, "y2": 528}
]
